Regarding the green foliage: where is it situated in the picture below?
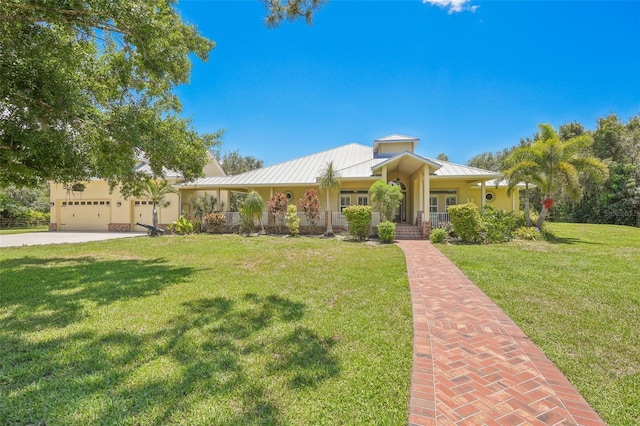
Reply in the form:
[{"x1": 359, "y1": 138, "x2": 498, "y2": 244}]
[
  {"x1": 369, "y1": 180, "x2": 404, "y2": 222},
  {"x1": 204, "y1": 212, "x2": 226, "y2": 234},
  {"x1": 503, "y1": 123, "x2": 609, "y2": 228},
  {"x1": 238, "y1": 208, "x2": 257, "y2": 235},
  {"x1": 0, "y1": 1, "x2": 220, "y2": 191},
  {"x1": 242, "y1": 190, "x2": 264, "y2": 233},
  {"x1": 429, "y1": 228, "x2": 448, "y2": 244},
  {"x1": 514, "y1": 226, "x2": 541, "y2": 241},
  {"x1": 448, "y1": 203, "x2": 483, "y2": 243},
  {"x1": 267, "y1": 192, "x2": 288, "y2": 234},
  {"x1": 436, "y1": 222, "x2": 456, "y2": 237},
  {"x1": 297, "y1": 188, "x2": 321, "y2": 233},
  {"x1": 263, "y1": 0, "x2": 326, "y2": 27},
  {"x1": 481, "y1": 206, "x2": 517, "y2": 243},
  {"x1": 219, "y1": 150, "x2": 264, "y2": 175},
  {"x1": 139, "y1": 179, "x2": 177, "y2": 228},
  {"x1": 190, "y1": 192, "x2": 224, "y2": 232},
  {"x1": 377, "y1": 220, "x2": 396, "y2": 243},
  {"x1": 286, "y1": 205, "x2": 300, "y2": 236},
  {"x1": 0, "y1": 184, "x2": 50, "y2": 223},
  {"x1": 343, "y1": 205, "x2": 372, "y2": 241},
  {"x1": 168, "y1": 216, "x2": 194, "y2": 235}
]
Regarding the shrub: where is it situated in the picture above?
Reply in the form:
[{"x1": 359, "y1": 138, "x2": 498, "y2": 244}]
[
  {"x1": 369, "y1": 180, "x2": 403, "y2": 221},
  {"x1": 238, "y1": 207, "x2": 256, "y2": 235},
  {"x1": 437, "y1": 221, "x2": 456, "y2": 237},
  {"x1": 168, "y1": 216, "x2": 193, "y2": 235},
  {"x1": 514, "y1": 226, "x2": 541, "y2": 241},
  {"x1": 448, "y1": 202, "x2": 483, "y2": 242},
  {"x1": 377, "y1": 220, "x2": 396, "y2": 243},
  {"x1": 204, "y1": 212, "x2": 226, "y2": 234},
  {"x1": 429, "y1": 228, "x2": 447, "y2": 244},
  {"x1": 343, "y1": 205, "x2": 372, "y2": 241},
  {"x1": 481, "y1": 206, "x2": 517, "y2": 243},
  {"x1": 267, "y1": 192, "x2": 288, "y2": 234},
  {"x1": 286, "y1": 205, "x2": 300, "y2": 236},
  {"x1": 297, "y1": 189, "x2": 321, "y2": 234}
]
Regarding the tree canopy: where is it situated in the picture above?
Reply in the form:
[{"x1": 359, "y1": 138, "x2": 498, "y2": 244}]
[{"x1": 0, "y1": 0, "x2": 323, "y2": 194}]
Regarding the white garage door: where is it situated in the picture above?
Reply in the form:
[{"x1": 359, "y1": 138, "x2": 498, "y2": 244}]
[
  {"x1": 59, "y1": 200, "x2": 111, "y2": 231},
  {"x1": 132, "y1": 200, "x2": 157, "y2": 232}
]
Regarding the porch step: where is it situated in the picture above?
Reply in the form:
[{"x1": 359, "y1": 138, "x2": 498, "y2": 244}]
[{"x1": 393, "y1": 223, "x2": 425, "y2": 240}]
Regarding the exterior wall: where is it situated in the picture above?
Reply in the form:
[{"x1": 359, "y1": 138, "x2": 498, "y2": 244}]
[
  {"x1": 50, "y1": 180, "x2": 182, "y2": 232},
  {"x1": 376, "y1": 142, "x2": 415, "y2": 155}
]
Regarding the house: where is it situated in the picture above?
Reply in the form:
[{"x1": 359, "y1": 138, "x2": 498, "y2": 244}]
[
  {"x1": 50, "y1": 134, "x2": 519, "y2": 235},
  {"x1": 49, "y1": 153, "x2": 225, "y2": 232},
  {"x1": 178, "y1": 134, "x2": 517, "y2": 237}
]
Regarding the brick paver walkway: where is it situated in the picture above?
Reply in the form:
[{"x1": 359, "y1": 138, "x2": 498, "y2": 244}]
[{"x1": 398, "y1": 241, "x2": 605, "y2": 426}]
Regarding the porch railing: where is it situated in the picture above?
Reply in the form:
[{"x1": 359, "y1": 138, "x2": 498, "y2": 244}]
[
  {"x1": 221, "y1": 211, "x2": 382, "y2": 230},
  {"x1": 429, "y1": 212, "x2": 450, "y2": 228}
]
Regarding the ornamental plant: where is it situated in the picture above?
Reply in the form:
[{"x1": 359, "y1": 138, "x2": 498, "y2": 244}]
[
  {"x1": 369, "y1": 180, "x2": 403, "y2": 221},
  {"x1": 377, "y1": 220, "x2": 396, "y2": 243},
  {"x1": 343, "y1": 205, "x2": 372, "y2": 241},
  {"x1": 447, "y1": 202, "x2": 483, "y2": 243},
  {"x1": 168, "y1": 216, "x2": 193, "y2": 235},
  {"x1": 268, "y1": 192, "x2": 288, "y2": 234},
  {"x1": 286, "y1": 204, "x2": 300, "y2": 236},
  {"x1": 429, "y1": 227, "x2": 447, "y2": 244},
  {"x1": 297, "y1": 189, "x2": 321, "y2": 234}
]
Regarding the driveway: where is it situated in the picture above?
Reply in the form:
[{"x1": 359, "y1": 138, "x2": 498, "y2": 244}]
[{"x1": 0, "y1": 232, "x2": 145, "y2": 248}]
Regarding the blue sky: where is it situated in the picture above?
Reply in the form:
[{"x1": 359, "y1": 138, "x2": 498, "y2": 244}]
[{"x1": 174, "y1": 0, "x2": 640, "y2": 166}]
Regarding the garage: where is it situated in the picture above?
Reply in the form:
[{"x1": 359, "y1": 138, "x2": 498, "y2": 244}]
[
  {"x1": 59, "y1": 200, "x2": 111, "y2": 231},
  {"x1": 131, "y1": 200, "x2": 157, "y2": 232}
]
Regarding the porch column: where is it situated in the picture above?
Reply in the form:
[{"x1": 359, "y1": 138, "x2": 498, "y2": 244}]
[
  {"x1": 216, "y1": 188, "x2": 221, "y2": 207},
  {"x1": 382, "y1": 165, "x2": 388, "y2": 183},
  {"x1": 481, "y1": 180, "x2": 486, "y2": 208},
  {"x1": 423, "y1": 165, "x2": 430, "y2": 214}
]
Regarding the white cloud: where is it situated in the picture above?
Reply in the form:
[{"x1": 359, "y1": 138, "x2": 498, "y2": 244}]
[{"x1": 422, "y1": 0, "x2": 478, "y2": 14}]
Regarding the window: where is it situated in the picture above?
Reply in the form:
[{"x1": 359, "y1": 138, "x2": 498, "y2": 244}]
[
  {"x1": 340, "y1": 195, "x2": 351, "y2": 212},
  {"x1": 429, "y1": 196, "x2": 438, "y2": 213},
  {"x1": 485, "y1": 192, "x2": 494, "y2": 202},
  {"x1": 445, "y1": 195, "x2": 457, "y2": 208},
  {"x1": 357, "y1": 195, "x2": 368, "y2": 206}
]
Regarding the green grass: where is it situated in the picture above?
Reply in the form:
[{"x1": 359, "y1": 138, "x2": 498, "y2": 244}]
[
  {"x1": 0, "y1": 225, "x2": 48, "y2": 235},
  {"x1": 437, "y1": 223, "x2": 640, "y2": 426},
  {"x1": 0, "y1": 235, "x2": 412, "y2": 425}
]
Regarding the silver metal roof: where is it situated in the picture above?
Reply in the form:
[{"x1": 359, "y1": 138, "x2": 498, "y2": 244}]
[{"x1": 180, "y1": 142, "x2": 500, "y2": 188}]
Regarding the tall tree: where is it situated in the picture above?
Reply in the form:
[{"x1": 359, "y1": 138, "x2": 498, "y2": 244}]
[
  {"x1": 503, "y1": 124, "x2": 609, "y2": 228},
  {"x1": 220, "y1": 151, "x2": 264, "y2": 176},
  {"x1": 0, "y1": 1, "x2": 322, "y2": 192},
  {"x1": 318, "y1": 161, "x2": 341, "y2": 236}
]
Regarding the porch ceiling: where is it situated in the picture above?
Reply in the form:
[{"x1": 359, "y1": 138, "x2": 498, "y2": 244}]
[{"x1": 372, "y1": 152, "x2": 441, "y2": 176}]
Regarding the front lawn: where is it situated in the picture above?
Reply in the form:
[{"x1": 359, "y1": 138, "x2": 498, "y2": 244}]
[
  {"x1": 438, "y1": 223, "x2": 640, "y2": 426},
  {"x1": 0, "y1": 235, "x2": 412, "y2": 425},
  {"x1": 0, "y1": 225, "x2": 48, "y2": 235}
]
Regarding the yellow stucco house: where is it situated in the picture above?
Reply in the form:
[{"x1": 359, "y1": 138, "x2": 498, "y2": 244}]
[
  {"x1": 179, "y1": 134, "x2": 518, "y2": 237},
  {"x1": 50, "y1": 134, "x2": 519, "y2": 236},
  {"x1": 49, "y1": 153, "x2": 225, "y2": 232}
]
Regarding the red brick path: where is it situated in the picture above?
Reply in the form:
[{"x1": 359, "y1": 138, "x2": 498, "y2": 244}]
[{"x1": 397, "y1": 241, "x2": 605, "y2": 426}]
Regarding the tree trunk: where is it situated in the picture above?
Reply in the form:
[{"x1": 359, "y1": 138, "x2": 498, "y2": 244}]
[
  {"x1": 152, "y1": 204, "x2": 158, "y2": 229},
  {"x1": 325, "y1": 191, "x2": 333, "y2": 235},
  {"x1": 524, "y1": 184, "x2": 532, "y2": 227}
]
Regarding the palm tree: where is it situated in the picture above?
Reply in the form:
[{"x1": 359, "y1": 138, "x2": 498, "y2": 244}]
[
  {"x1": 503, "y1": 123, "x2": 609, "y2": 228},
  {"x1": 318, "y1": 161, "x2": 341, "y2": 236},
  {"x1": 140, "y1": 179, "x2": 177, "y2": 229},
  {"x1": 242, "y1": 190, "x2": 265, "y2": 234}
]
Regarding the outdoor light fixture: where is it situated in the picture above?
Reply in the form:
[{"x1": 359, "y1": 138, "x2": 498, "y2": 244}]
[
  {"x1": 50, "y1": 202, "x2": 55, "y2": 206},
  {"x1": 116, "y1": 201, "x2": 122, "y2": 207}
]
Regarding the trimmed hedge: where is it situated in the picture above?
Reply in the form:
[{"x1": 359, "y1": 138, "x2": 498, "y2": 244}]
[
  {"x1": 377, "y1": 220, "x2": 396, "y2": 243},
  {"x1": 343, "y1": 205, "x2": 372, "y2": 241}
]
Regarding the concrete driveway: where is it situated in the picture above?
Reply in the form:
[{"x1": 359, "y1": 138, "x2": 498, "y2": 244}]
[{"x1": 0, "y1": 232, "x2": 145, "y2": 248}]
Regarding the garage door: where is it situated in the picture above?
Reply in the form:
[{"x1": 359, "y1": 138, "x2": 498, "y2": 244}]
[
  {"x1": 59, "y1": 200, "x2": 111, "y2": 231},
  {"x1": 132, "y1": 200, "x2": 157, "y2": 232}
]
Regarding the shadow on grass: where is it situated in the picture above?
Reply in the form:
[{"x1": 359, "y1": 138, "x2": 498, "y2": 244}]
[
  {"x1": 0, "y1": 277, "x2": 339, "y2": 424},
  {"x1": 544, "y1": 234, "x2": 602, "y2": 245},
  {"x1": 0, "y1": 256, "x2": 192, "y2": 331}
]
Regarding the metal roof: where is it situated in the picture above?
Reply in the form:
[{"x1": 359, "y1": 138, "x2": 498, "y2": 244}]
[{"x1": 180, "y1": 142, "x2": 501, "y2": 188}]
